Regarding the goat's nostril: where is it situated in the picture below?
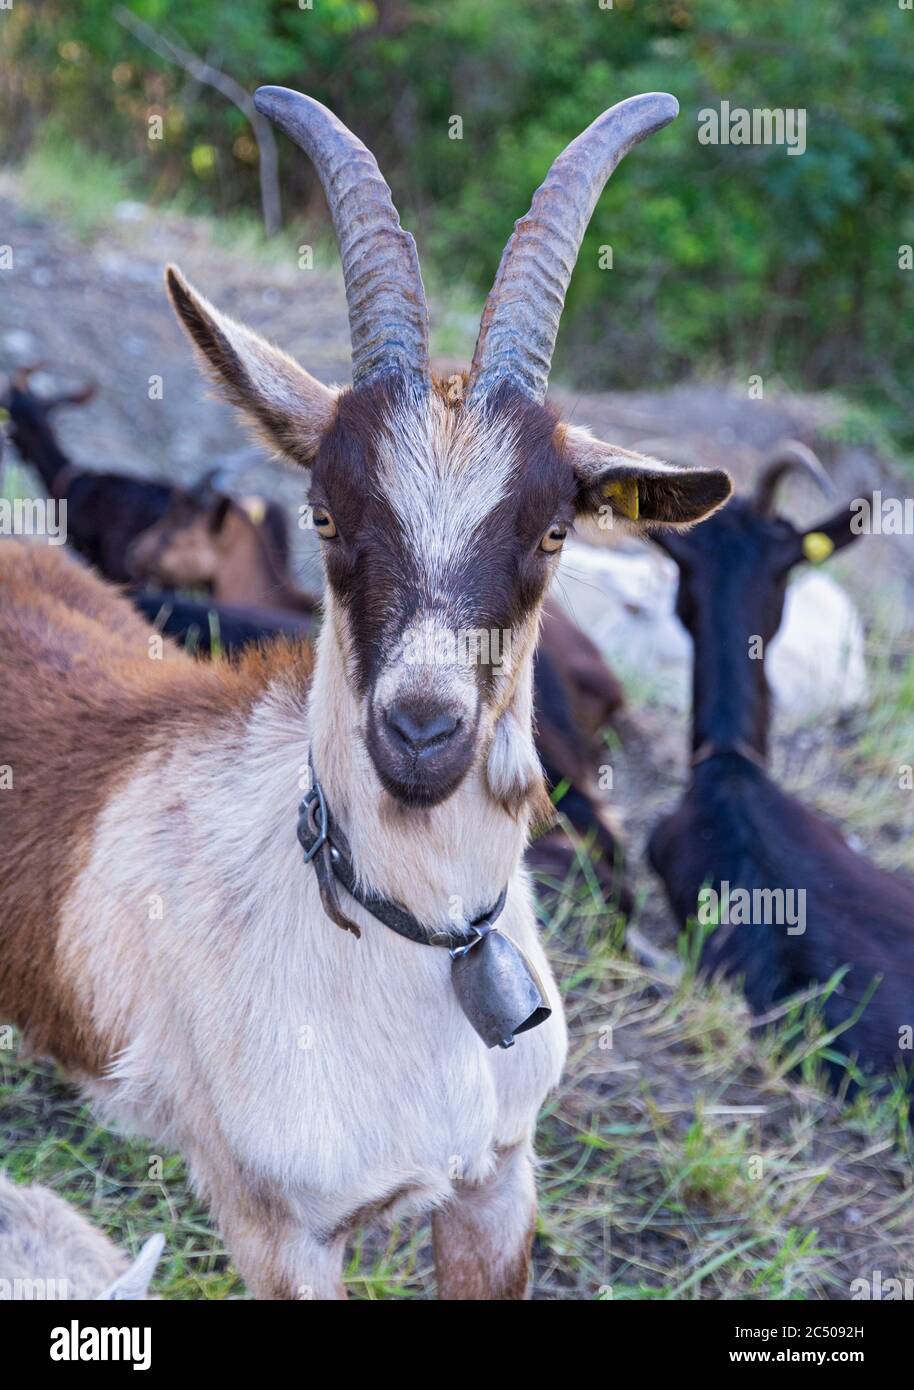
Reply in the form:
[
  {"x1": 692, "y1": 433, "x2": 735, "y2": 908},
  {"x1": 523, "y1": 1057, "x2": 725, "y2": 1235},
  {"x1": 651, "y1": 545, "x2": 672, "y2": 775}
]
[{"x1": 386, "y1": 704, "x2": 459, "y2": 754}]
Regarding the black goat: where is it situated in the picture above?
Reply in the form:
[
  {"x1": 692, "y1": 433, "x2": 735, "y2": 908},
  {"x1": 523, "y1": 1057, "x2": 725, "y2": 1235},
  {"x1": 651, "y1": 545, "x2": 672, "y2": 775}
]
[
  {"x1": 132, "y1": 589, "x2": 313, "y2": 653},
  {"x1": 3, "y1": 368, "x2": 173, "y2": 582},
  {"x1": 3, "y1": 368, "x2": 293, "y2": 592},
  {"x1": 648, "y1": 444, "x2": 914, "y2": 1093}
]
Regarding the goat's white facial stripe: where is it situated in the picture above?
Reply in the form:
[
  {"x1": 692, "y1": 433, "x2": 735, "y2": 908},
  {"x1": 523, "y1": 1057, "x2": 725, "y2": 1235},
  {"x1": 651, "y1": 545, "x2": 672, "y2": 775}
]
[
  {"x1": 372, "y1": 615, "x2": 479, "y2": 718},
  {"x1": 375, "y1": 395, "x2": 522, "y2": 586}
]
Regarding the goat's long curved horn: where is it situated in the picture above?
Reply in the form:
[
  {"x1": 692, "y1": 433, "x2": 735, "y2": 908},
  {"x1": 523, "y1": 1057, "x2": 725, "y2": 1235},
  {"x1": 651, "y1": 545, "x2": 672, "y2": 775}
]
[
  {"x1": 467, "y1": 94, "x2": 679, "y2": 405},
  {"x1": 9, "y1": 366, "x2": 95, "y2": 410},
  {"x1": 253, "y1": 86, "x2": 430, "y2": 391},
  {"x1": 754, "y1": 441, "x2": 835, "y2": 515},
  {"x1": 11, "y1": 364, "x2": 44, "y2": 391},
  {"x1": 47, "y1": 382, "x2": 96, "y2": 410}
]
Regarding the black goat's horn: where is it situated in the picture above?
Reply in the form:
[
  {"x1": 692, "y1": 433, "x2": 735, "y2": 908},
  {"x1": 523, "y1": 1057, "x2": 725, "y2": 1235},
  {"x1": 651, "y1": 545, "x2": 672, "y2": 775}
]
[
  {"x1": 11, "y1": 363, "x2": 44, "y2": 391},
  {"x1": 9, "y1": 366, "x2": 95, "y2": 411},
  {"x1": 467, "y1": 94, "x2": 679, "y2": 406},
  {"x1": 754, "y1": 441, "x2": 835, "y2": 515},
  {"x1": 253, "y1": 87, "x2": 430, "y2": 392},
  {"x1": 47, "y1": 382, "x2": 96, "y2": 410}
]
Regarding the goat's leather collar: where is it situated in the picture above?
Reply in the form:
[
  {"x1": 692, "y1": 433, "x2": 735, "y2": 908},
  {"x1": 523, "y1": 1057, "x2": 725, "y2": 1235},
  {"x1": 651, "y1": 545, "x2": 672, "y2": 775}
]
[
  {"x1": 692, "y1": 739, "x2": 766, "y2": 770},
  {"x1": 296, "y1": 763, "x2": 501, "y2": 947},
  {"x1": 296, "y1": 754, "x2": 552, "y2": 1049}
]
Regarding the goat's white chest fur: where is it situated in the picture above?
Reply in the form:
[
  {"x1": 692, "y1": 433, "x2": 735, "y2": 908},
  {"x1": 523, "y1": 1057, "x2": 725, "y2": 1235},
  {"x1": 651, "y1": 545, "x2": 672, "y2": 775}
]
[{"x1": 62, "y1": 683, "x2": 566, "y2": 1235}]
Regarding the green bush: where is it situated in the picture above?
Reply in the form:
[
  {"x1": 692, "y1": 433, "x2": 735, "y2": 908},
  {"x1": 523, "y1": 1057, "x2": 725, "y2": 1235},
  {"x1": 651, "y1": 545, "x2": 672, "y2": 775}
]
[{"x1": 2, "y1": 0, "x2": 913, "y2": 408}]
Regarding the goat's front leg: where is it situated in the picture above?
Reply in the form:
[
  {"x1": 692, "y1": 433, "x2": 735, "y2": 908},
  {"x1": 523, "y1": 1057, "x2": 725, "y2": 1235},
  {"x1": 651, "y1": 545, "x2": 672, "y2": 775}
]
[
  {"x1": 224, "y1": 1215, "x2": 347, "y2": 1301},
  {"x1": 197, "y1": 1160, "x2": 347, "y2": 1300},
  {"x1": 433, "y1": 1139, "x2": 536, "y2": 1300}
]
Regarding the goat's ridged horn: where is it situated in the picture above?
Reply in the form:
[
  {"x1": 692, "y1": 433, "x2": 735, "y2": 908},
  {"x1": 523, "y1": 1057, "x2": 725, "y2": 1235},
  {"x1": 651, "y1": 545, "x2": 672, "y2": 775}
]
[
  {"x1": 754, "y1": 441, "x2": 835, "y2": 515},
  {"x1": 253, "y1": 86, "x2": 430, "y2": 391},
  {"x1": 467, "y1": 93, "x2": 679, "y2": 405}
]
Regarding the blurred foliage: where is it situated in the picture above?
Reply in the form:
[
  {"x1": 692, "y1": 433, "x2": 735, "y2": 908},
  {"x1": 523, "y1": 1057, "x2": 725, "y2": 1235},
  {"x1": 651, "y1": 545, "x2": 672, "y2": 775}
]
[{"x1": 2, "y1": 0, "x2": 914, "y2": 402}]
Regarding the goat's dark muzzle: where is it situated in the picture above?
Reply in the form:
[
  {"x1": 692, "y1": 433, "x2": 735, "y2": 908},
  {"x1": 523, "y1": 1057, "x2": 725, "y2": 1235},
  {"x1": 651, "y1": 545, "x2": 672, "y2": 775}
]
[
  {"x1": 367, "y1": 696, "x2": 477, "y2": 808},
  {"x1": 386, "y1": 702, "x2": 459, "y2": 757}
]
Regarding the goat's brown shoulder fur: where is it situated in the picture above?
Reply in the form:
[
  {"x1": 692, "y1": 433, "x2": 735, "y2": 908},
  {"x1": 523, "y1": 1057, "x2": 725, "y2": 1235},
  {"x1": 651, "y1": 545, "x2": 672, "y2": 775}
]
[{"x1": 0, "y1": 541, "x2": 312, "y2": 1073}]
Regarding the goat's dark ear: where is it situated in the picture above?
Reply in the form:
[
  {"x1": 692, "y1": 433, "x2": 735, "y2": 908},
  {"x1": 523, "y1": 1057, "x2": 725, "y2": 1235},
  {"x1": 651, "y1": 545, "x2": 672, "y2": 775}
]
[
  {"x1": 207, "y1": 495, "x2": 233, "y2": 536},
  {"x1": 800, "y1": 496, "x2": 871, "y2": 566},
  {"x1": 560, "y1": 424, "x2": 732, "y2": 538},
  {"x1": 166, "y1": 265, "x2": 338, "y2": 468},
  {"x1": 262, "y1": 501, "x2": 290, "y2": 565}
]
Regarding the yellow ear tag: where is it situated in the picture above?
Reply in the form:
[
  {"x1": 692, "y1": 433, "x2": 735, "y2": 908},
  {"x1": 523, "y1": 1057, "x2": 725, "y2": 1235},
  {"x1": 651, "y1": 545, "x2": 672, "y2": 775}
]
[
  {"x1": 239, "y1": 496, "x2": 268, "y2": 526},
  {"x1": 0, "y1": 407, "x2": 9, "y2": 422},
  {"x1": 802, "y1": 531, "x2": 834, "y2": 565},
  {"x1": 603, "y1": 477, "x2": 639, "y2": 521}
]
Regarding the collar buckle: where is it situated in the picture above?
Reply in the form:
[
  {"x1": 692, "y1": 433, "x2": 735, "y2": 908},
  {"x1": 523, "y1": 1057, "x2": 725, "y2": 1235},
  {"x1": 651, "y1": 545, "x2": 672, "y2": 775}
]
[
  {"x1": 449, "y1": 926, "x2": 485, "y2": 959},
  {"x1": 297, "y1": 777, "x2": 329, "y2": 863}
]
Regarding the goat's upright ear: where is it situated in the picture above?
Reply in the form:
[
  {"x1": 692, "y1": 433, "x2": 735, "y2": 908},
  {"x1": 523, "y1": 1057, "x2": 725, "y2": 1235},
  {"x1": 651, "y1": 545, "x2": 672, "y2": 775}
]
[
  {"x1": 799, "y1": 495, "x2": 872, "y2": 565},
  {"x1": 560, "y1": 425, "x2": 732, "y2": 537},
  {"x1": 165, "y1": 265, "x2": 338, "y2": 467}
]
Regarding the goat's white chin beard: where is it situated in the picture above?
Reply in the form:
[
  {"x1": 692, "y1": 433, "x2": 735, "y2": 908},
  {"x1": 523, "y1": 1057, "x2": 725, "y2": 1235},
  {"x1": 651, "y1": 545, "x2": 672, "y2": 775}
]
[{"x1": 485, "y1": 709, "x2": 543, "y2": 816}]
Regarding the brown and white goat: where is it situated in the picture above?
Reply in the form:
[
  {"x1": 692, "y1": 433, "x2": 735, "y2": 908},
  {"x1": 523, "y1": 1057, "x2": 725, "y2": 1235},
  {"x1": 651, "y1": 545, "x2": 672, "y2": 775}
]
[{"x1": 0, "y1": 88, "x2": 730, "y2": 1299}]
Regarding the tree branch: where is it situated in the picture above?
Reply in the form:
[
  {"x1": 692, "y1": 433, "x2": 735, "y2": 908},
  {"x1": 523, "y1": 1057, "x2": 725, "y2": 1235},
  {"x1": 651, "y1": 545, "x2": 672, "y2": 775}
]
[{"x1": 114, "y1": 5, "x2": 281, "y2": 236}]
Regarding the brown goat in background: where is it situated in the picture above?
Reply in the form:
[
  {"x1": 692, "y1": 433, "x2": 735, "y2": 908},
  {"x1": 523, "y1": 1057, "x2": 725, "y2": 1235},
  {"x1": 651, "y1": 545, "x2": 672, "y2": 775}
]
[{"x1": 127, "y1": 473, "x2": 319, "y2": 614}]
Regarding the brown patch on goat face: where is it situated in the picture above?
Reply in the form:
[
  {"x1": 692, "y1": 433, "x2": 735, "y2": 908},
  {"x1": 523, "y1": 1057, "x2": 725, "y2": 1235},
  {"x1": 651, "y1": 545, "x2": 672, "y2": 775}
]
[
  {"x1": 312, "y1": 385, "x2": 576, "y2": 685},
  {"x1": 0, "y1": 542, "x2": 311, "y2": 1075},
  {"x1": 487, "y1": 759, "x2": 554, "y2": 827},
  {"x1": 525, "y1": 776, "x2": 557, "y2": 834}
]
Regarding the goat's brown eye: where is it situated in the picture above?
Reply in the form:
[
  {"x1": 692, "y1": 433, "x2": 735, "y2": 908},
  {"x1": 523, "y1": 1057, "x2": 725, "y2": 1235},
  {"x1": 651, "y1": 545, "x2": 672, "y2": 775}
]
[
  {"x1": 312, "y1": 507, "x2": 337, "y2": 539},
  {"x1": 540, "y1": 525, "x2": 567, "y2": 554}
]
